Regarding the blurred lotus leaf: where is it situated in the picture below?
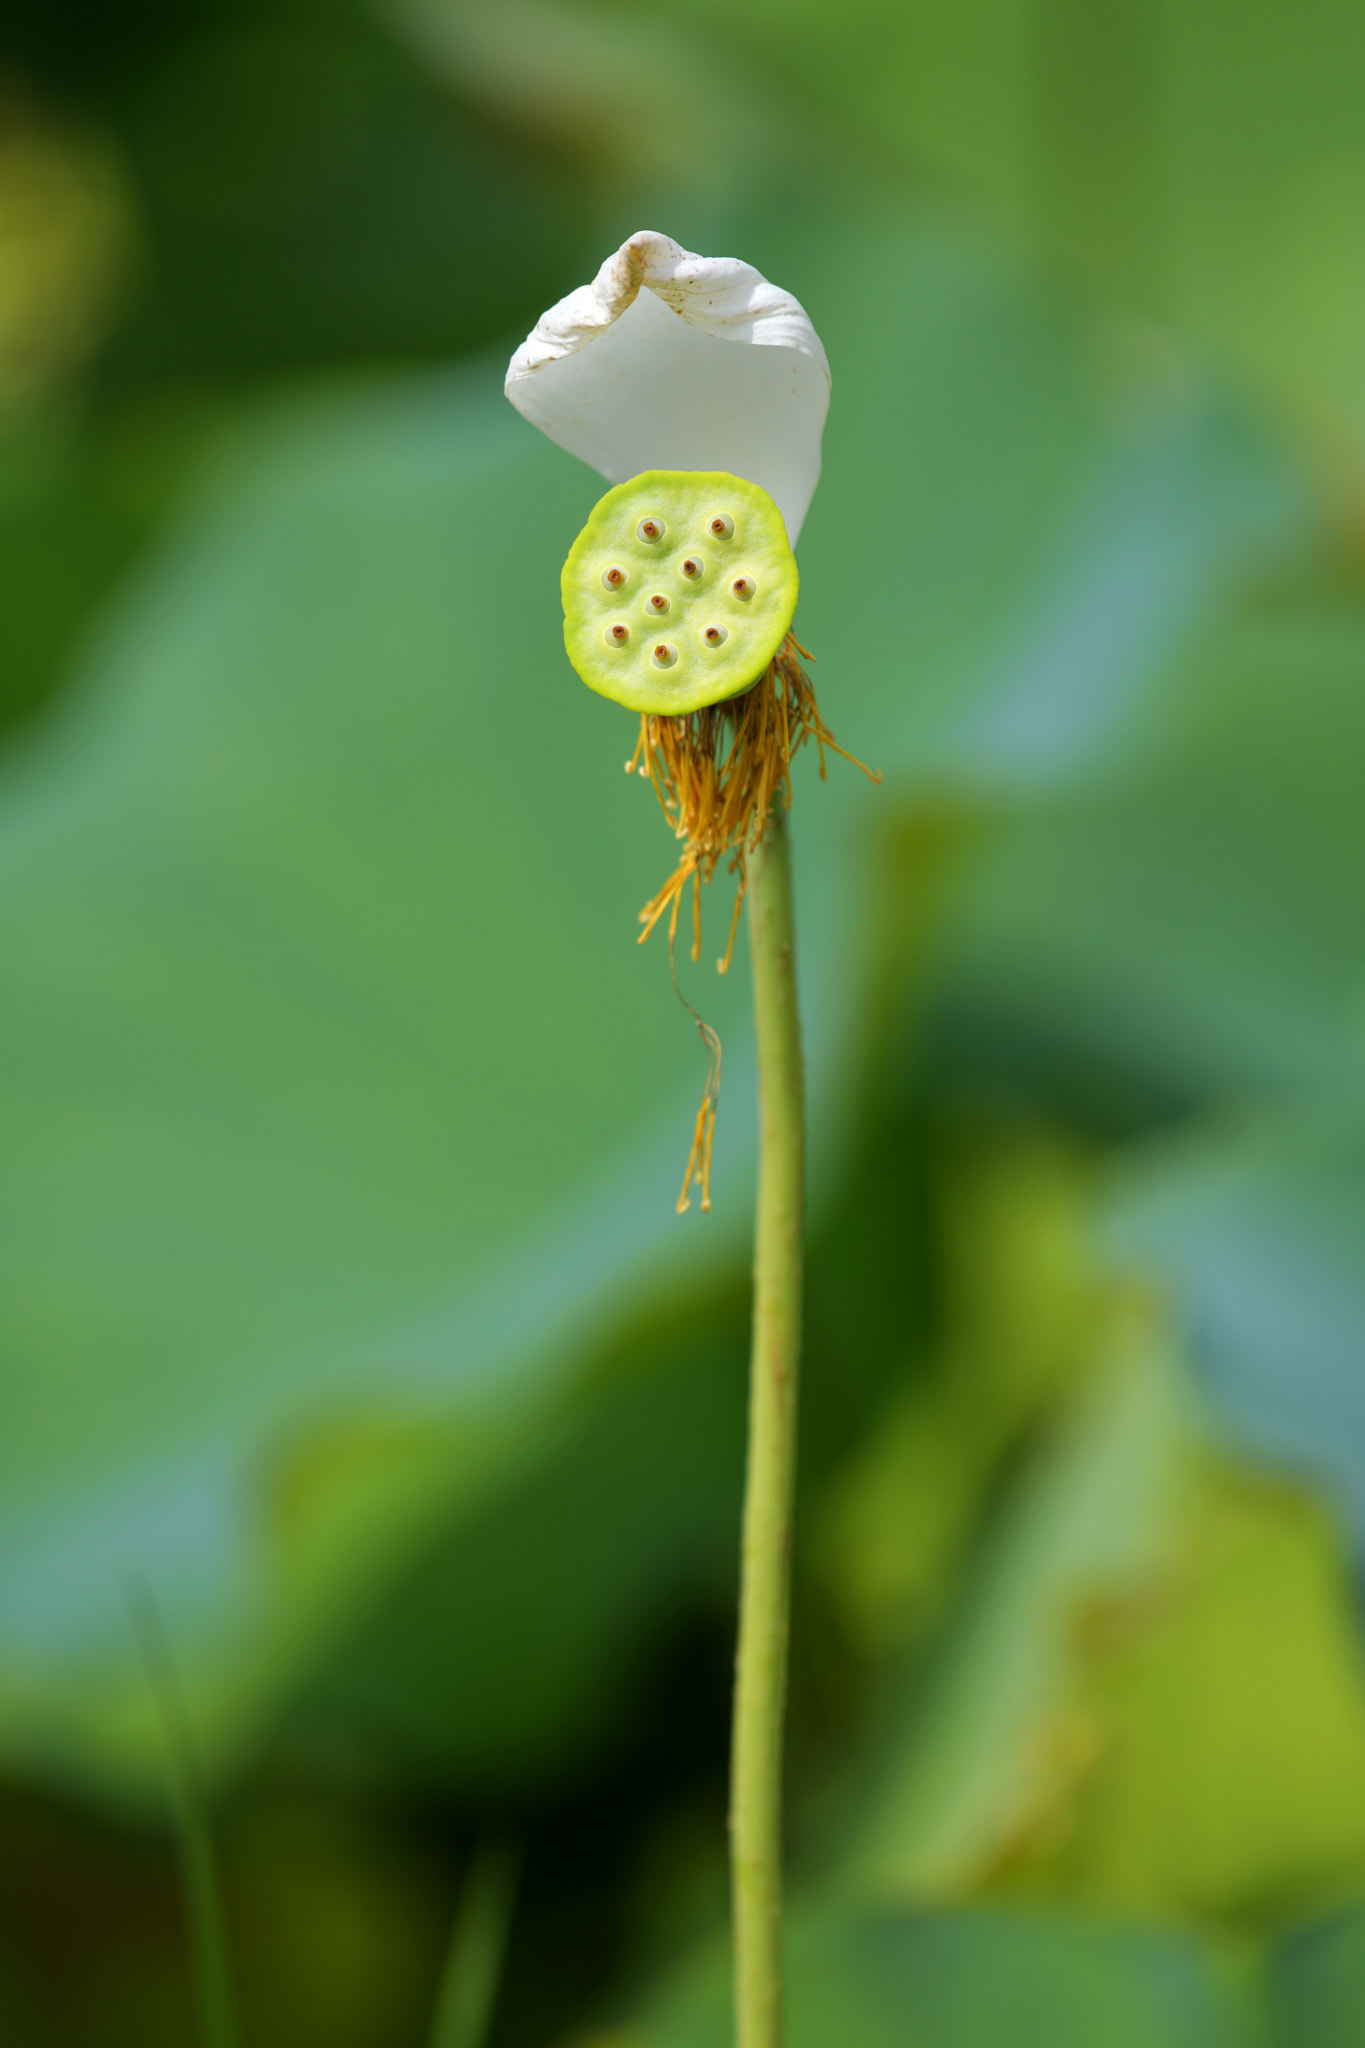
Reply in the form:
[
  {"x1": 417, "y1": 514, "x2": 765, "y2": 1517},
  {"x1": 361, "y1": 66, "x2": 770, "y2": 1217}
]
[
  {"x1": 0, "y1": 210, "x2": 1308, "y2": 1812},
  {"x1": 842, "y1": 1301, "x2": 1365, "y2": 1923},
  {"x1": 1109, "y1": 1122, "x2": 1365, "y2": 1563},
  {"x1": 566, "y1": 0, "x2": 1365, "y2": 461},
  {"x1": 640, "y1": 1903, "x2": 1255, "y2": 2048}
]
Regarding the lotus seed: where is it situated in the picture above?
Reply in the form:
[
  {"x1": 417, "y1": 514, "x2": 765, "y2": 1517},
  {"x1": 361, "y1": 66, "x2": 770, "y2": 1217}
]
[{"x1": 561, "y1": 470, "x2": 798, "y2": 715}]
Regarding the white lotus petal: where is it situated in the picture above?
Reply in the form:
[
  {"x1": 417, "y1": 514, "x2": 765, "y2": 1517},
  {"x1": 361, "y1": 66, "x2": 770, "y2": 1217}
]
[{"x1": 506, "y1": 231, "x2": 830, "y2": 543}]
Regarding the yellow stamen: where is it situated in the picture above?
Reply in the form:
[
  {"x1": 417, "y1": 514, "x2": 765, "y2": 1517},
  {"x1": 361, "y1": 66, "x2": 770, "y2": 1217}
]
[
  {"x1": 718, "y1": 870, "x2": 746, "y2": 977},
  {"x1": 700, "y1": 1095, "x2": 716, "y2": 1212},
  {"x1": 638, "y1": 634, "x2": 877, "y2": 951},
  {"x1": 636, "y1": 634, "x2": 877, "y2": 1213}
]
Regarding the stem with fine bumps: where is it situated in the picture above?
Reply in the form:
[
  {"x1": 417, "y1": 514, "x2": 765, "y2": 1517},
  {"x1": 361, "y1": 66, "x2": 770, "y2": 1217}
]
[{"x1": 731, "y1": 809, "x2": 804, "y2": 2048}]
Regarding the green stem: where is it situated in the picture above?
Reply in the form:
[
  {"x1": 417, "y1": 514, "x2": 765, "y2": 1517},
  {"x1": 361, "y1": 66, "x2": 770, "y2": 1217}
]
[
  {"x1": 426, "y1": 1834, "x2": 522, "y2": 2048},
  {"x1": 125, "y1": 1581, "x2": 240, "y2": 2048},
  {"x1": 731, "y1": 809, "x2": 805, "y2": 2048}
]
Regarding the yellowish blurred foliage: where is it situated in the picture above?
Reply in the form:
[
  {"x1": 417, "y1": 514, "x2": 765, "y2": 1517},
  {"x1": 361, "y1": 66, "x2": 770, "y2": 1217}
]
[{"x1": 0, "y1": 92, "x2": 135, "y2": 407}]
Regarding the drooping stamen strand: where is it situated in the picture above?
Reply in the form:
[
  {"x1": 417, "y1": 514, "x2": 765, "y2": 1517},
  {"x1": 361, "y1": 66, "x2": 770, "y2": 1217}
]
[{"x1": 634, "y1": 634, "x2": 877, "y2": 1208}]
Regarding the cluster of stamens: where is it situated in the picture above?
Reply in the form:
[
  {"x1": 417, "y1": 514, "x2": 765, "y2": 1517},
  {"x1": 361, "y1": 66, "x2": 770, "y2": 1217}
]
[{"x1": 622, "y1": 635, "x2": 880, "y2": 1212}]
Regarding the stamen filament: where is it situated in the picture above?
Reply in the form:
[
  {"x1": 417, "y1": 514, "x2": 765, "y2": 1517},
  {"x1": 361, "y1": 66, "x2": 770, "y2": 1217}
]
[{"x1": 633, "y1": 635, "x2": 875, "y2": 1213}]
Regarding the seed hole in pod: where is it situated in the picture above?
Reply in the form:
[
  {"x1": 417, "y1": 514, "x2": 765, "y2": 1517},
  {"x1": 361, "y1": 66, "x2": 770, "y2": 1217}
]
[
  {"x1": 681, "y1": 556, "x2": 703, "y2": 580},
  {"x1": 648, "y1": 593, "x2": 670, "y2": 614},
  {"x1": 602, "y1": 566, "x2": 626, "y2": 590},
  {"x1": 605, "y1": 623, "x2": 630, "y2": 646},
  {"x1": 652, "y1": 642, "x2": 678, "y2": 668},
  {"x1": 731, "y1": 575, "x2": 755, "y2": 601},
  {"x1": 637, "y1": 517, "x2": 665, "y2": 543},
  {"x1": 702, "y1": 624, "x2": 728, "y2": 647},
  {"x1": 709, "y1": 513, "x2": 734, "y2": 538}
]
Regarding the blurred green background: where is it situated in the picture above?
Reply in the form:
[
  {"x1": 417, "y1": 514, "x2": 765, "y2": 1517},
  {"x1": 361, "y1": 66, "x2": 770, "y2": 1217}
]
[{"x1": 6, "y1": 1, "x2": 1365, "y2": 2042}]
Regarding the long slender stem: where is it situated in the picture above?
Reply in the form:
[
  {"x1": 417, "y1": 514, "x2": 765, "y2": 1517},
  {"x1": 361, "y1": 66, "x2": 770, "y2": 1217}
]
[
  {"x1": 427, "y1": 1834, "x2": 522, "y2": 2048},
  {"x1": 731, "y1": 809, "x2": 805, "y2": 2048},
  {"x1": 125, "y1": 1581, "x2": 240, "y2": 2048}
]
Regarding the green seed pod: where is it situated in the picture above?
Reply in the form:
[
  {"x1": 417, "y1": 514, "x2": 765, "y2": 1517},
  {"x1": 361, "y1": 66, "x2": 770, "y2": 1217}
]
[{"x1": 561, "y1": 470, "x2": 799, "y2": 715}]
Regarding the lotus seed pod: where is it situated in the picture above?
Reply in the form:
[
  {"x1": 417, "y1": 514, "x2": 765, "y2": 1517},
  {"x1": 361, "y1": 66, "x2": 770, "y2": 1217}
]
[{"x1": 562, "y1": 470, "x2": 799, "y2": 715}]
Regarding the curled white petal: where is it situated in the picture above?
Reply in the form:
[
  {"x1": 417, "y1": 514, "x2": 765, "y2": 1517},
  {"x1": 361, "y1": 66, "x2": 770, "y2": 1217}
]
[{"x1": 505, "y1": 231, "x2": 830, "y2": 544}]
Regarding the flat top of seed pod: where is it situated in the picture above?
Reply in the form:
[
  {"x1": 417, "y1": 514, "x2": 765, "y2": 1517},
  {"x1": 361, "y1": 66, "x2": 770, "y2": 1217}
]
[{"x1": 561, "y1": 470, "x2": 799, "y2": 716}]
